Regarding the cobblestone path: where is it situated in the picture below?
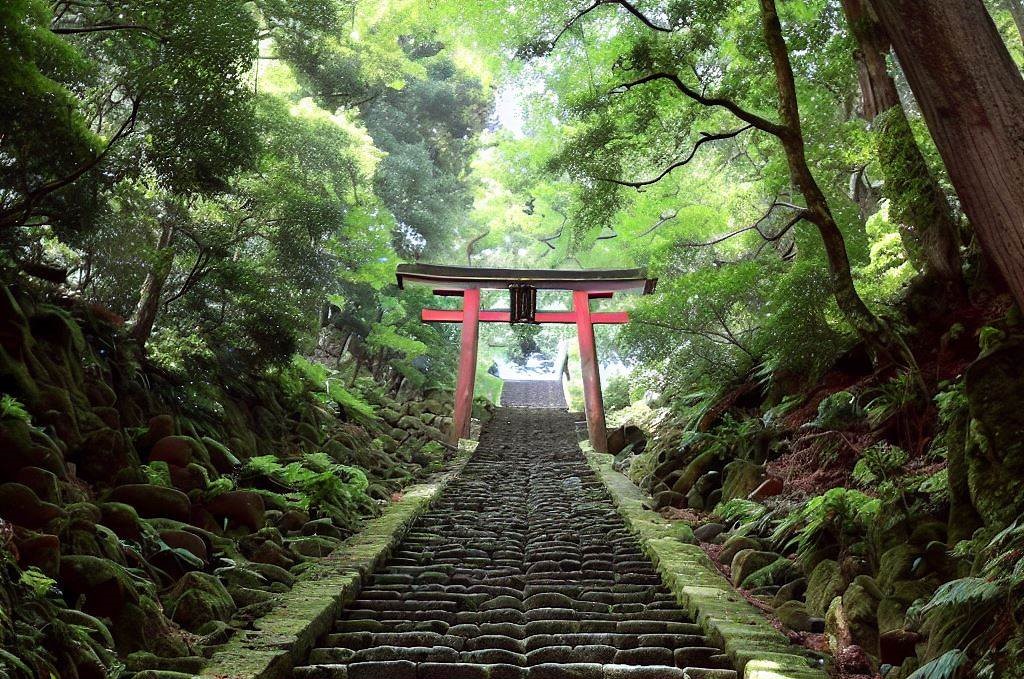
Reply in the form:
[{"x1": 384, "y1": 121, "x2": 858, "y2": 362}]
[{"x1": 292, "y1": 408, "x2": 734, "y2": 679}]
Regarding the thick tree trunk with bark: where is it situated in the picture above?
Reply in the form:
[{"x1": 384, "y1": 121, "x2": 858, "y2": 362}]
[
  {"x1": 869, "y1": 0, "x2": 1024, "y2": 309},
  {"x1": 129, "y1": 220, "x2": 176, "y2": 347},
  {"x1": 841, "y1": 0, "x2": 964, "y2": 295}
]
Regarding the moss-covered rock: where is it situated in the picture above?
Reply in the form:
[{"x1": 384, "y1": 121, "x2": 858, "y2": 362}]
[
  {"x1": 721, "y1": 459, "x2": 764, "y2": 501},
  {"x1": 98, "y1": 502, "x2": 145, "y2": 541},
  {"x1": 741, "y1": 556, "x2": 799, "y2": 589},
  {"x1": 1, "y1": 481, "x2": 67, "y2": 533},
  {"x1": 164, "y1": 571, "x2": 235, "y2": 631},
  {"x1": 806, "y1": 559, "x2": 845, "y2": 617},
  {"x1": 59, "y1": 554, "x2": 139, "y2": 617},
  {"x1": 773, "y1": 577, "x2": 807, "y2": 607},
  {"x1": 841, "y1": 575, "x2": 882, "y2": 655},
  {"x1": 877, "y1": 544, "x2": 919, "y2": 593},
  {"x1": 200, "y1": 437, "x2": 240, "y2": 473},
  {"x1": 670, "y1": 448, "x2": 719, "y2": 496},
  {"x1": 876, "y1": 596, "x2": 908, "y2": 635},
  {"x1": 204, "y1": 490, "x2": 265, "y2": 532},
  {"x1": 719, "y1": 533, "x2": 763, "y2": 564},
  {"x1": 112, "y1": 594, "x2": 189, "y2": 657},
  {"x1": 15, "y1": 465, "x2": 61, "y2": 504},
  {"x1": 0, "y1": 417, "x2": 65, "y2": 479},
  {"x1": 731, "y1": 549, "x2": 782, "y2": 587},
  {"x1": 775, "y1": 599, "x2": 814, "y2": 632},
  {"x1": 150, "y1": 435, "x2": 213, "y2": 472},
  {"x1": 108, "y1": 484, "x2": 191, "y2": 522},
  {"x1": 964, "y1": 337, "x2": 1024, "y2": 527}
]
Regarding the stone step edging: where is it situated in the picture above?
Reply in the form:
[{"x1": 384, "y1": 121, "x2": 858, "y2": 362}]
[
  {"x1": 583, "y1": 446, "x2": 828, "y2": 679},
  {"x1": 200, "y1": 441, "x2": 478, "y2": 679}
]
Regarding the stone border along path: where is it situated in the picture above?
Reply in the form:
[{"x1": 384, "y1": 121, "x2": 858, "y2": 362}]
[
  {"x1": 583, "y1": 446, "x2": 828, "y2": 679},
  {"x1": 200, "y1": 441, "x2": 478, "y2": 679}
]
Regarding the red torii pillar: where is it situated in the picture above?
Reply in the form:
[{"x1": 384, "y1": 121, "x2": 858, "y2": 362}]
[
  {"x1": 396, "y1": 265, "x2": 656, "y2": 453},
  {"x1": 573, "y1": 290, "x2": 606, "y2": 454}
]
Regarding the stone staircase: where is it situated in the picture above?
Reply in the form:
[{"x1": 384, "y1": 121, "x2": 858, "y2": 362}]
[{"x1": 292, "y1": 408, "x2": 735, "y2": 679}]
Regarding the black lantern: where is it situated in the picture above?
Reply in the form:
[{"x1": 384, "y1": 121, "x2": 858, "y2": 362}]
[{"x1": 508, "y1": 283, "x2": 538, "y2": 324}]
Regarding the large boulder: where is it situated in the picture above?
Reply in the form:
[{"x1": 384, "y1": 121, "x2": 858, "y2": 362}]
[
  {"x1": 164, "y1": 571, "x2": 235, "y2": 631},
  {"x1": 109, "y1": 484, "x2": 191, "y2": 522},
  {"x1": 806, "y1": 559, "x2": 845, "y2": 617},
  {"x1": 59, "y1": 554, "x2": 138, "y2": 617},
  {"x1": 721, "y1": 460, "x2": 764, "y2": 501},
  {"x1": 0, "y1": 482, "x2": 65, "y2": 528}
]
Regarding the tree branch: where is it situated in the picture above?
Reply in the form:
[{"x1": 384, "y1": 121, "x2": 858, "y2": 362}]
[
  {"x1": 681, "y1": 205, "x2": 809, "y2": 248},
  {"x1": 638, "y1": 318, "x2": 759, "y2": 351},
  {"x1": 637, "y1": 210, "x2": 678, "y2": 237},
  {"x1": 600, "y1": 125, "x2": 753, "y2": 188},
  {"x1": 612, "y1": 72, "x2": 787, "y2": 137},
  {"x1": 51, "y1": 23, "x2": 162, "y2": 38},
  {"x1": 553, "y1": 0, "x2": 672, "y2": 48},
  {"x1": 0, "y1": 97, "x2": 141, "y2": 229},
  {"x1": 466, "y1": 229, "x2": 490, "y2": 264}
]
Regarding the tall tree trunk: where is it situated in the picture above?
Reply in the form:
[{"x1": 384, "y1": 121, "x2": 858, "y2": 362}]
[
  {"x1": 130, "y1": 220, "x2": 176, "y2": 347},
  {"x1": 868, "y1": 0, "x2": 1024, "y2": 310},
  {"x1": 841, "y1": 0, "x2": 964, "y2": 296},
  {"x1": 759, "y1": 0, "x2": 902, "y2": 364}
]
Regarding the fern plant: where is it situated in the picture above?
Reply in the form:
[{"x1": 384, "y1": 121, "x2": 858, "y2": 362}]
[
  {"x1": 0, "y1": 394, "x2": 30, "y2": 422},
  {"x1": 853, "y1": 441, "x2": 910, "y2": 507},
  {"x1": 715, "y1": 498, "x2": 768, "y2": 526},
  {"x1": 908, "y1": 520, "x2": 1024, "y2": 678},
  {"x1": 242, "y1": 453, "x2": 374, "y2": 530},
  {"x1": 864, "y1": 371, "x2": 920, "y2": 427},
  {"x1": 772, "y1": 487, "x2": 881, "y2": 567}
]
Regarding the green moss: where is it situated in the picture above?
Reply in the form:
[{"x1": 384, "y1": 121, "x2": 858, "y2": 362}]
[
  {"x1": 874, "y1": 105, "x2": 960, "y2": 279},
  {"x1": 964, "y1": 337, "x2": 1024, "y2": 526}
]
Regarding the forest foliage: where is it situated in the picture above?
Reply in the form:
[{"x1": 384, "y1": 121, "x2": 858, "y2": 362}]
[{"x1": 5, "y1": 0, "x2": 1024, "y2": 677}]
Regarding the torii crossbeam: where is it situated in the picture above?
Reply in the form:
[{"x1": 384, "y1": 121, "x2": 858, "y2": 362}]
[{"x1": 396, "y1": 264, "x2": 656, "y2": 453}]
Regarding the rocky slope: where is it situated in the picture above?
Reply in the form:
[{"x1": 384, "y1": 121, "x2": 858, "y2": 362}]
[
  {"x1": 615, "y1": 311, "x2": 1024, "y2": 678},
  {"x1": 0, "y1": 281, "x2": 459, "y2": 679}
]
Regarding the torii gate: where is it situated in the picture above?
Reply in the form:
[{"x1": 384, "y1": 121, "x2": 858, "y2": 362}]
[{"x1": 396, "y1": 264, "x2": 656, "y2": 453}]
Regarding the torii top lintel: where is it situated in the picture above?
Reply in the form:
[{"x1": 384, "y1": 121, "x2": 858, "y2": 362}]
[{"x1": 396, "y1": 263, "x2": 657, "y2": 295}]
